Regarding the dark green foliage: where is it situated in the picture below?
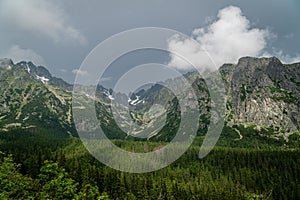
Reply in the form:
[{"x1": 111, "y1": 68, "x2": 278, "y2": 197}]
[
  {"x1": 269, "y1": 86, "x2": 298, "y2": 103},
  {"x1": 240, "y1": 84, "x2": 247, "y2": 101},
  {"x1": 1, "y1": 135, "x2": 300, "y2": 199},
  {"x1": 38, "y1": 161, "x2": 79, "y2": 199},
  {"x1": 214, "y1": 125, "x2": 296, "y2": 149},
  {"x1": 57, "y1": 140, "x2": 300, "y2": 199},
  {"x1": 0, "y1": 152, "x2": 33, "y2": 199},
  {"x1": 0, "y1": 152, "x2": 108, "y2": 199}
]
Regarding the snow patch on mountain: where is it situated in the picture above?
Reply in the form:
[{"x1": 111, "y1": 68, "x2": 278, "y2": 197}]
[
  {"x1": 128, "y1": 95, "x2": 145, "y2": 106},
  {"x1": 26, "y1": 64, "x2": 30, "y2": 73},
  {"x1": 36, "y1": 75, "x2": 49, "y2": 84},
  {"x1": 103, "y1": 90, "x2": 115, "y2": 100},
  {"x1": 20, "y1": 62, "x2": 31, "y2": 74}
]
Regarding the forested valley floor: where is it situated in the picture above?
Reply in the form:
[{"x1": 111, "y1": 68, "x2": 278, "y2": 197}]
[{"x1": 0, "y1": 129, "x2": 300, "y2": 199}]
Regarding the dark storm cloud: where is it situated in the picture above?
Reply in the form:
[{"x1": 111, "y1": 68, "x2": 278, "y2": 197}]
[{"x1": 0, "y1": 0, "x2": 299, "y2": 83}]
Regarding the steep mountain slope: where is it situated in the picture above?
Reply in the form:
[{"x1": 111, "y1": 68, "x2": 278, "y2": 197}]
[
  {"x1": 220, "y1": 57, "x2": 300, "y2": 141},
  {"x1": 0, "y1": 57, "x2": 299, "y2": 145},
  {"x1": 0, "y1": 59, "x2": 75, "y2": 137}
]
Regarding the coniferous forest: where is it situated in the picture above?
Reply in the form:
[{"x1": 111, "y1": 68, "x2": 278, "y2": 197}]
[{"x1": 1, "y1": 128, "x2": 300, "y2": 199}]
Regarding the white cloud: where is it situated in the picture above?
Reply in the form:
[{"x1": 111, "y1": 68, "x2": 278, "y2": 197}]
[
  {"x1": 2, "y1": 45, "x2": 46, "y2": 66},
  {"x1": 262, "y1": 50, "x2": 300, "y2": 64},
  {"x1": 72, "y1": 69, "x2": 89, "y2": 76},
  {"x1": 0, "y1": 0, "x2": 87, "y2": 45},
  {"x1": 167, "y1": 6, "x2": 270, "y2": 71}
]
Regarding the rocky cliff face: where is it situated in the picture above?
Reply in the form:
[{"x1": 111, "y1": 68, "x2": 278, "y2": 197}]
[{"x1": 220, "y1": 57, "x2": 300, "y2": 136}]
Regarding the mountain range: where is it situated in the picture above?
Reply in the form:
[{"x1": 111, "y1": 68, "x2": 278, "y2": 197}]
[{"x1": 0, "y1": 56, "x2": 299, "y2": 145}]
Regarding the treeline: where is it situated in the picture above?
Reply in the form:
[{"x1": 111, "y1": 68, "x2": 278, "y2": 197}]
[{"x1": 1, "y1": 136, "x2": 300, "y2": 199}]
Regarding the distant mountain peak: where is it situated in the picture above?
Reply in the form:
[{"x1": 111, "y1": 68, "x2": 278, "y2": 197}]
[
  {"x1": 0, "y1": 58, "x2": 14, "y2": 69},
  {"x1": 12, "y1": 59, "x2": 72, "y2": 90}
]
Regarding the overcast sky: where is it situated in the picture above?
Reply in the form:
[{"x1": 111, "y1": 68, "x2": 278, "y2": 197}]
[{"x1": 0, "y1": 0, "x2": 299, "y2": 84}]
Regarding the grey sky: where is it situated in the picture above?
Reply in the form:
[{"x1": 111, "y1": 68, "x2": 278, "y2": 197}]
[{"x1": 0, "y1": 0, "x2": 299, "y2": 84}]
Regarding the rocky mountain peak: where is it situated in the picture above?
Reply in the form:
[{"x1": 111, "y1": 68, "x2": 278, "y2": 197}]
[
  {"x1": 237, "y1": 56, "x2": 281, "y2": 66},
  {"x1": 0, "y1": 58, "x2": 14, "y2": 69},
  {"x1": 18, "y1": 61, "x2": 52, "y2": 78},
  {"x1": 16, "y1": 60, "x2": 72, "y2": 90},
  {"x1": 235, "y1": 56, "x2": 281, "y2": 74},
  {"x1": 222, "y1": 56, "x2": 300, "y2": 136}
]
